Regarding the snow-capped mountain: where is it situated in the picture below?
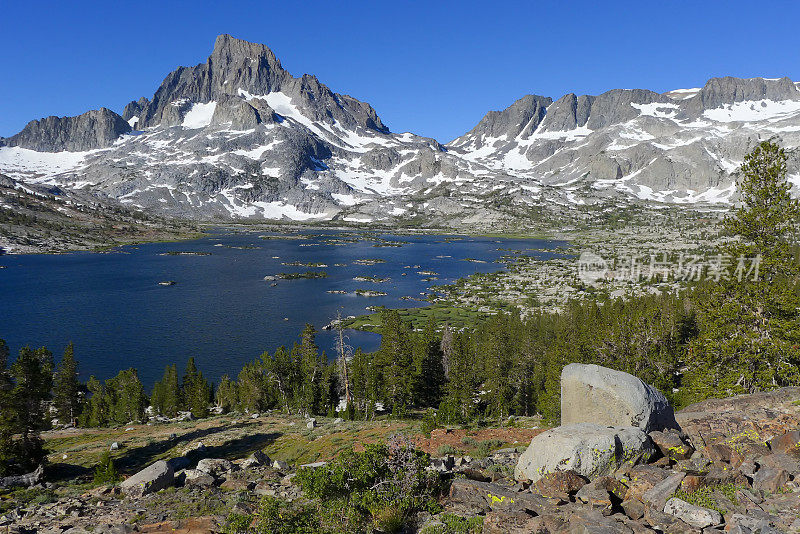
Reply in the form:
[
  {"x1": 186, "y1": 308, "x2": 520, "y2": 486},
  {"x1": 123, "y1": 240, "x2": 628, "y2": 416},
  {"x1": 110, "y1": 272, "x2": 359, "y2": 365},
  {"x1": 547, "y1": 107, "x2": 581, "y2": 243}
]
[
  {"x1": 1, "y1": 35, "x2": 799, "y2": 225},
  {"x1": 448, "y1": 78, "x2": 800, "y2": 205}
]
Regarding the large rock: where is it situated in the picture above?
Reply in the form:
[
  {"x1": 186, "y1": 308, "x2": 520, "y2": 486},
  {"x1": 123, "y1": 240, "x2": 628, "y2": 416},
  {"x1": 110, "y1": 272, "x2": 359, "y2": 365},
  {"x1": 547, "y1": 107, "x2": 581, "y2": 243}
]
[
  {"x1": 180, "y1": 468, "x2": 215, "y2": 487},
  {"x1": 642, "y1": 472, "x2": 685, "y2": 510},
  {"x1": 676, "y1": 387, "x2": 800, "y2": 456},
  {"x1": 447, "y1": 478, "x2": 561, "y2": 518},
  {"x1": 561, "y1": 363, "x2": 678, "y2": 432},
  {"x1": 196, "y1": 458, "x2": 234, "y2": 477},
  {"x1": 663, "y1": 497, "x2": 723, "y2": 528},
  {"x1": 514, "y1": 423, "x2": 655, "y2": 483},
  {"x1": 0, "y1": 464, "x2": 44, "y2": 488},
  {"x1": 120, "y1": 460, "x2": 173, "y2": 497}
]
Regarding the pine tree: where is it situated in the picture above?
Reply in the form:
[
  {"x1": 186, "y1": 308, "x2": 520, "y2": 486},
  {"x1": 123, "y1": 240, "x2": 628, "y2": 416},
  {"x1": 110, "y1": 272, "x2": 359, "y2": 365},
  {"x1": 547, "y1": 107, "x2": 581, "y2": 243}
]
[
  {"x1": 334, "y1": 311, "x2": 354, "y2": 410},
  {"x1": 261, "y1": 347, "x2": 295, "y2": 413},
  {"x1": 93, "y1": 451, "x2": 120, "y2": 484},
  {"x1": 349, "y1": 348, "x2": 373, "y2": 418},
  {"x1": 296, "y1": 324, "x2": 323, "y2": 415},
  {"x1": 377, "y1": 310, "x2": 413, "y2": 417},
  {"x1": 478, "y1": 314, "x2": 517, "y2": 418},
  {"x1": 152, "y1": 364, "x2": 181, "y2": 417},
  {"x1": 79, "y1": 376, "x2": 108, "y2": 427},
  {"x1": 182, "y1": 358, "x2": 210, "y2": 418},
  {"x1": 687, "y1": 140, "x2": 800, "y2": 399},
  {"x1": 440, "y1": 325, "x2": 454, "y2": 380},
  {"x1": 53, "y1": 343, "x2": 81, "y2": 425},
  {"x1": 237, "y1": 360, "x2": 268, "y2": 413},
  {"x1": 106, "y1": 369, "x2": 147, "y2": 425},
  {"x1": 0, "y1": 339, "x2": 10, "y2": 390},
  {"x1": 7, "y1": 347, "x2": 54, "y2": 472},
  {"x1": 215, "y1": 375, "x2": 238, "y2": 413},
  {"x1": 439, "y1": 330, "x2": 476, "y2": 423},
  {"x1": 411, "y1": 317, "x2": 445, "y2": 408},
  {"x1": 0, "y1": 340, "x2": 15, "y2": 474}
]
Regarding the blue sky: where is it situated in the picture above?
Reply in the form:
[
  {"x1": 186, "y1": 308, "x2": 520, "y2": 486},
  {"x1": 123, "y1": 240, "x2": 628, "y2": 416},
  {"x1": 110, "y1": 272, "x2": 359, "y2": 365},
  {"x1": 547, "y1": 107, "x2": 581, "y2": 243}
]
[{"x1": 2, "y1": 0, "x2": 799, "y2": 142}]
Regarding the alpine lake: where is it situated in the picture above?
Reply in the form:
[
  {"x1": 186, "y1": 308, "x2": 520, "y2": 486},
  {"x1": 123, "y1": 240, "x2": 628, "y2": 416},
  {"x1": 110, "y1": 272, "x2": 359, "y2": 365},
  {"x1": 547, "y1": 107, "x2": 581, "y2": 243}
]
[{"x1": 0, "y1": 229, "x2": 566, "y2": 387}]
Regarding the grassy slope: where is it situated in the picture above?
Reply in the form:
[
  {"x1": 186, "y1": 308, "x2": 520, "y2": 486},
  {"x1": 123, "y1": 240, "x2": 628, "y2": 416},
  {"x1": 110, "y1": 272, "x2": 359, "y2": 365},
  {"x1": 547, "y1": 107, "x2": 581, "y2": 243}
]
[{"x1": 41, "y1": 412, "x2": 541, "y2": 483}]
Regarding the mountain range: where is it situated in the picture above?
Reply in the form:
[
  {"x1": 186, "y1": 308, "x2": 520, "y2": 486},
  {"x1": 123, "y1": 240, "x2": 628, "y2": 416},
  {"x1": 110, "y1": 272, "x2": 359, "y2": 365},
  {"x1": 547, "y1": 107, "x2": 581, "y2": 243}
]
[{"x1": 2, "y1": 34, "x2": 799, "y2": 227}]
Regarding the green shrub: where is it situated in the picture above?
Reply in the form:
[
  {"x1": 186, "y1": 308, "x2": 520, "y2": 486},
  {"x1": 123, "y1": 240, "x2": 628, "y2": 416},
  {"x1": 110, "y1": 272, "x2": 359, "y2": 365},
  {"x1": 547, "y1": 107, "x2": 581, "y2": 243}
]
[
  {"x1": 460, "y1": 436, "x2": 477, "y2": 446},
  {"x1": 437, "y1": 444, "x2": 458, "y2": 456},
  {"x1": 474, "y1": 439, "x2": 505, "y2": 458},
  {"x1": 252, "y1": 497, "x2": 317, "y2": 534},
  {"x1": 421, "y1": 408, "x2": 439, "y2": 436},
  {"x1": 223, "y1": 513, "x2": 253, "y2": 534},
  {"x1": 437, "y1": 397, "x2": 465, "y2": 426},
  {"x1": 370, "y1": 503, "x2": 405, "y2": 533},
  {"x1": 93, "y1": 452, "x2": 120, "y2": 485},
  {"x1": 295, "y1": 435, "x2": 442, "y2": 531},
  {"x1": 673, "y1": 483, "x2": 740, "y2": 515}
]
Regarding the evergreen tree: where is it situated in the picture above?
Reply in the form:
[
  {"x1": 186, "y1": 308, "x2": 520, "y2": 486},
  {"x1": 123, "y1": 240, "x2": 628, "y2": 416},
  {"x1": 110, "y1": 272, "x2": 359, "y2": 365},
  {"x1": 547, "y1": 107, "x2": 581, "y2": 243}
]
[
  {"x1": 687, "y1": 140, "x2": 800, "y2": 399},
  {"x1": 377, "y1": 310, "x2": 413, "y2": 417},
  {"x1": 215, "y1": 375, "x2": 238, "y2": 413},
  {"x1": 478, "y1": 314, "x2": 516, "y2": 418},
  {"x1": 334, "y1": 312, "x2": 354, "y2": 410},
  {"x1": 439, "y1": 331, "x2": 475, "y2": 424},
  {"x1": 7, "y1": 347, "x2": 54, "y2": 472},
  {"x1": 182, "y1": 358, "x2": 210, "y2": 418},
  {"x1": 93, "y1": 451, "x2": 120, "y2": 484},
  {"x1": 152, "y1": 364, "x2": 181, "y2": 417},
  {"x1": 106, "y1": 369, "x2": 147, "y2": 425},
  {"x1": 0, "y1": 339, "x2": 14, "y2": 472},
  {"x1": 349, "y1": 348, "x2": 379, "y2": 419},
  {"x1": 440, "y1": 325, "x2": 454, "y2": 380},
  {"x1": 0, "y1": 339, "x2": 10, "y2": 390},
  {"x1": 261, "y1": 347, "x2": 295, "y2": 413},
  {"x1": 237, "y1": 360, "x2": 269, "y2": 413},
  {"x1": 411, "y1": 318, "x2": 445, "y2": 408},
  {"x1": 79, "y1": 376, "x2": 108, "y2": 427},
  {"x1": 53, "y1": 343, "x2": 81, "y2": 425},
  {"x1": 296, "y1": 324, "x2": 323, "y2": 415}
]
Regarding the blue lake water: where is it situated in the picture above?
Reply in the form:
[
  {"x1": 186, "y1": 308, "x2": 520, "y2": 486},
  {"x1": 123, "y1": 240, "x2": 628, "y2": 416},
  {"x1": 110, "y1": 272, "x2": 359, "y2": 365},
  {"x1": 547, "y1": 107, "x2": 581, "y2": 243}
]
[{"x1": 0, "y1": 230, "x2": 564, "y2": 387}]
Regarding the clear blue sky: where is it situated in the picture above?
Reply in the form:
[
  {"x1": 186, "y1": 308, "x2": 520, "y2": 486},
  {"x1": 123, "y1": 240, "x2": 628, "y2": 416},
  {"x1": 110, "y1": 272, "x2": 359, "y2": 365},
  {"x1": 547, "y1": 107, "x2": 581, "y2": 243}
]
[{"x1": 2, "y1": 0, "x2": 799, "y2": 142}]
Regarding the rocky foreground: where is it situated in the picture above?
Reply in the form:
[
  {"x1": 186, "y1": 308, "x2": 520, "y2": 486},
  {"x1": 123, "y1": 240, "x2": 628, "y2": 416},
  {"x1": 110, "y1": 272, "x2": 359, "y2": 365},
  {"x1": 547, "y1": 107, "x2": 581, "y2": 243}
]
[{"x1": 4, "y1": 364, "x2": 800, "y2": 533}]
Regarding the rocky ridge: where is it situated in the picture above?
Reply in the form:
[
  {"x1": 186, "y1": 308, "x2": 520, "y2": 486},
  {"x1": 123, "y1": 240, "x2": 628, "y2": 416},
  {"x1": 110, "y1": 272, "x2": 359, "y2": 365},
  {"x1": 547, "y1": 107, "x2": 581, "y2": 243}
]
[
  {"x1": 0, "y1": 172, "x2": 197, "y2": 254},
  {"x1": 1, "y1": 36, "x2": 800, "y2": 226}
]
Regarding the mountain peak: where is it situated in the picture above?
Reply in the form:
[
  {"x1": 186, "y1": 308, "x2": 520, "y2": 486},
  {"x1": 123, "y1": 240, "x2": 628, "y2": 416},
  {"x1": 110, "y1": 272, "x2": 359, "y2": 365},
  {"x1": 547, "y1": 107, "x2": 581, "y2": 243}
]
[
  {"x1": 210, "y1": 34, "x2": 283, "y2": 72},
  {"x1": 5, "y1": 108, "x2": 131, "y2": 152}
]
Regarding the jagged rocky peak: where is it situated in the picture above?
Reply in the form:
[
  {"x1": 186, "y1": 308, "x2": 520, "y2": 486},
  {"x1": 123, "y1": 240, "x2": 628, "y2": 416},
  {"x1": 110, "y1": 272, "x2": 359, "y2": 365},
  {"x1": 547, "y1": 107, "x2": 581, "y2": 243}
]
[
  {"x1": 579, "y1": 88, "x2": 669, "y2": 130},
  {"x1": 535, "y1": 88, "x2": 670, "y2": 133},
  {"x1": 133, "y1": 34, "x2": 288, "y2": 128},
  {"x1": 537, "y1": 93, "x2": 594, "y2": 132},
  {"x1": 450, "y1": 94, "x2": 551, "y2": 147},
  {"x1": 122, "y1": 97, "x2": 151, "y2": 127},
  {"x1": 681, "y1": 76, "x2": 800, "y2": 114},
  {"x1": 4, "y1": 108, "x2": 131, "y2": 152},
  {"x1": 134, "y1": 34, "x2": 389, "y2": 134},
  {"x1": 451, "y1": 88, "x2": 672, "y2": 148}
]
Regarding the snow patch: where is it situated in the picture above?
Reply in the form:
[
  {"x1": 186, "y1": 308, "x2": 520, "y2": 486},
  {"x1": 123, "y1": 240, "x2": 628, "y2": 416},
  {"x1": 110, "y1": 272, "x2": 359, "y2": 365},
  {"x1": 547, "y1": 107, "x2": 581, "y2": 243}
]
[
  {"x1": 703, "y1": 99, "x2": 800, "y2": 123},
  {"x1": 332, "y1": 193, "x2": 359, "y2": 206},
  {"x1": 182, "y1": 102, "x2": 217, "y2": 129},
  {"x1": 631, "y1": 102, "x2": 680, "y2": 118},
  {"x1": 666, "y1": 87, "x2": 701, "y2": 100},
  {"x1": 0, "y1": 146, "x2": 93, "y2": 179}
]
